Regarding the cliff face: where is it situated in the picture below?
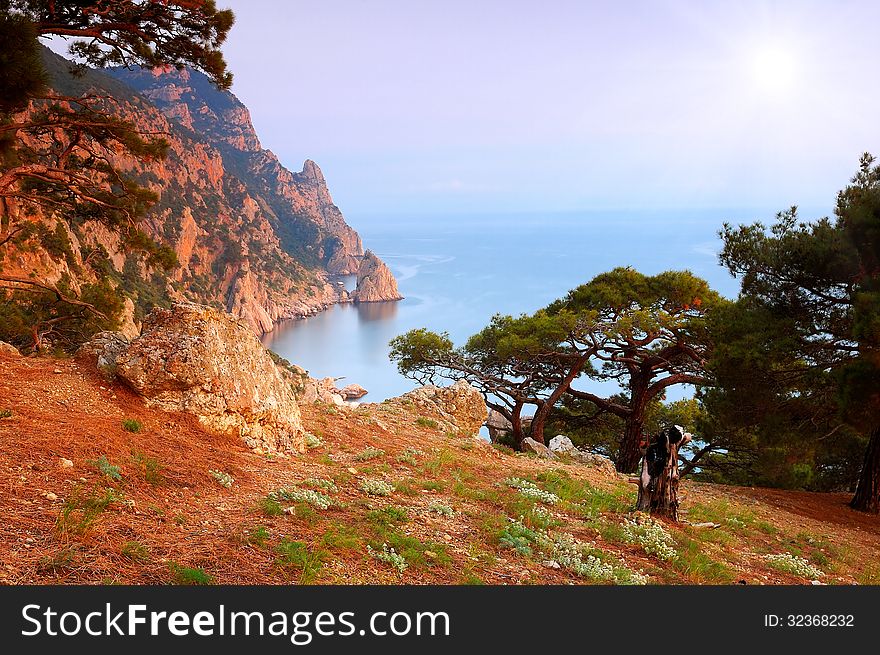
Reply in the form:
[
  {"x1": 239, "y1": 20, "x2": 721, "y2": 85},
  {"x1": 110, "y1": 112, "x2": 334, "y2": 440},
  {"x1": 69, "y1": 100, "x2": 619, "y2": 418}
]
[
  {"x1": 354, "y1": 250, "x2": 404, "y2": 303},
  {"x1": 0, "y1": 50, "x2": 389, "y2": 336}
]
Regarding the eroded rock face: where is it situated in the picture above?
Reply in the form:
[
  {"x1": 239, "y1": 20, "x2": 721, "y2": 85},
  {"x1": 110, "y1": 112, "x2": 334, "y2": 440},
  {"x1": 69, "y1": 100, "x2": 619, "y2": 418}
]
[
  {"x1": 353, "y1": 250, "x2": 403, "y2": 303},
  {"x1": 395, "y1": 380, "x2": 487, "y2": 436},
  {"x1": 76, "y1": 331, "x2": 130, "y2": 377},
  {"x1": 112, "y1": 303, "x2": 304, "y2": 454}
]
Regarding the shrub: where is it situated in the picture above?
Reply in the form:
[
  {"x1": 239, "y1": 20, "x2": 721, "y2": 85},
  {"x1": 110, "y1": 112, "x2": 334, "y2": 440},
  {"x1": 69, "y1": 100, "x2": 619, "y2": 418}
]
[
  {"x1": 367, "y1": 543, "x2": 408, "y2": 575},
  {"x1": 209, "y1": 469, "x2": 234, "y2": 489},
  {"x1": 270, "y1": 486, "x2": 333, "y2": 510},
  {"x1": 121, "y1": 418, "x2": 142, "y2": 433},
  {"x1": 169, "y1": 563, "x2": 214, "y2": 585},
  {"x1": 621, "y1": 515, "x2": 677, "y2": 561},
  {"x1": 396, "y1": 448, "x2": 423, "y2": 465},
  {"x1": 505, "y1": 477, "x2": 560, "y2": 505},
  {"x1": 359, "y1": 478, "x2": 394, "y2": 497},
  {"x1": 301, "y1": 478, "x2": 338, "y2": 493},
  {"x1": 90, "y1": 455, "x2": 122, "y2": 481},
  {"x1": 764, "y1": 553, "x2": 823, "y2": 579},
  {"x1": 354, "y1": 446, "x2": 385, "y2": 462},
  {"x1": 304, "y1": 433, "x2": 322, "y2": 449},
  {"x1": 428, "y1": 502, "x2": 455, "y2": 517}
]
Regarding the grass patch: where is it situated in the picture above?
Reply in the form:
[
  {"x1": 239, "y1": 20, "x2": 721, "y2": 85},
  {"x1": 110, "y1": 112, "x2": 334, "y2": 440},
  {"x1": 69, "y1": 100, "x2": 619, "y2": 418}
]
[
  {"x1": 416, "y1": 417, "x2": 439, "y2": 430},
  {"x1": 130, "y1": 451, "x2": 164, "y2": 485},
  {"x1": 422, "y1": 448, "x2": 455, "y2": 475},
  {"x1": 393, "y1": 479, "x2": 418, "y2": 496},
  {"x1": 56, "y1": 486, "x2": 122, "y2": 536},
  {"x1": 37, "y1": 547, "x2": 78, "y2": 574},
  {"x1": 396, "y1": 449, "x2": 423, "y2": 465},
  {"x1": 121, "y1": 541, "x2": 150, "y2": 562},
  {"x1": 321, "y1": 523, "x2": 363, "y2": 551},
  {"x1": 276, "y1": 539, "x2": 326, "y2": 584},
  {"x1": 421, "y1": 480, "x2": 445, "y2": 492},
  {"x1": 259, "y1": 496, "x2": 284, "y2": 517},
  {"x1": 121, "y1": 418, "x2": 142, "y2": 433},
  {"x1": 354, "y1": 446, "x2": 385, "y2": 462},
  {"x1": 169, "y1": 563, "x2": 214, "y2": 585},
  {"x1": 244, "y1": 526, "x2": 271, "y2": 548},
  {"x1": 0, "y1": 409, "x2": 12, "y2": 419}
]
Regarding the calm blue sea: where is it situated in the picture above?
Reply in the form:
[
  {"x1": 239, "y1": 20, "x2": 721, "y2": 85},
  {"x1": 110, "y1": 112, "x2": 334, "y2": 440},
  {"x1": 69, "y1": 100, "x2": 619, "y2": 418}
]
[{"x1": 261, "y1": 209, "x2": 775, "y2": 402}]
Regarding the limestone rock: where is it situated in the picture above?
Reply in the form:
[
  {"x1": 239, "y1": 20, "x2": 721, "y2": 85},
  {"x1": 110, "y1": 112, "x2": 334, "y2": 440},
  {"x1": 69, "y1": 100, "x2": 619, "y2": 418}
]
[
  {"x1": 76, "y1": 331, "x2": 130, "y2": 375},
  {"x1": 340, "y1": 383, "x2": 368, "y2": 400},
  {"x1": 549, "y1": 435, "x2": 616, "y2": 476},
  {"x1": 394, "y1": 380, "x2": 487, "y2": 436},
  {"x1": 0, "y1": 341, "x2": 21, "y2": 357},
  {"x1": 353, "y1": 250, "x2": 403, "y2": 303},
  {"x1": 522, "y1": 437, "x2": 557, "y2": 459},
  {"x1": 113, "y1": 302, "x2": 304, "y2": 454}
]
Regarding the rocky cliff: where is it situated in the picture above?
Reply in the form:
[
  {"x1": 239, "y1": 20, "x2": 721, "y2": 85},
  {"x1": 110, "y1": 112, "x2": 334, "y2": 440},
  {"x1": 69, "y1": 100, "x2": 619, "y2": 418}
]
[
  {"x1": 0, "y1": 50, "x2": 394, "y2": 337},
  {"x1": 353, "y1": 250, "x2": 404, "y2": 303}
]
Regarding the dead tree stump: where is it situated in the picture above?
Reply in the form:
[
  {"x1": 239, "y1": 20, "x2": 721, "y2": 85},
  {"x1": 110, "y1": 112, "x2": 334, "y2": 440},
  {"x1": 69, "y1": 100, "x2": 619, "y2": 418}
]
[{"x1": 636, "y1": 426, "x2": 692, "y2": 521}]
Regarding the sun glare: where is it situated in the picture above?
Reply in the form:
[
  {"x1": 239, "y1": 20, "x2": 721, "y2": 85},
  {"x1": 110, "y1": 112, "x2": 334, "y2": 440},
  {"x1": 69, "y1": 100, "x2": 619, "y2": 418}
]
[{"x1": 749, "y1": 45, "x2": 797, "y2": 93}]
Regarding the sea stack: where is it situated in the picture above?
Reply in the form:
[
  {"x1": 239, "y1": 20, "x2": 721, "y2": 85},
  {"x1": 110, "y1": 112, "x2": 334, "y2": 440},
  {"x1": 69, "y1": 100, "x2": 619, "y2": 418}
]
[{"x1": 353, "y1": 250, "x2": 404, "y2": 302}]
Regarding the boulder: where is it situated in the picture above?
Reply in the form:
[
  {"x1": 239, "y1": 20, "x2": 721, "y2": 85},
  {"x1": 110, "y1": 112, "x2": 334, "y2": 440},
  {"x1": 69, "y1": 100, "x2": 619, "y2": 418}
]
[
  {"x1": 485, "y1": 409, "x2": 533, "y2": 442},
  {"x1": 0, "y1": 340, "x2": 21, "y2": 357},
  {"x1": 76, "y1": 331, "x2": 130, "y2": 376},
  {"x1": 522, "y1": 437, "x2": 557, "y2": 459},
  {"x1": 549, "y1": 435, "x2": 616, "y2": 476},
  {"x1": 340, "y1": 383, "x2": 368, "y2": 400},
  {"x1": 396, "y1": 380, "x2": 487, "y2": 436},
  {"x1": 112, "y1": 302, "x2": 304, "y2": 454}
]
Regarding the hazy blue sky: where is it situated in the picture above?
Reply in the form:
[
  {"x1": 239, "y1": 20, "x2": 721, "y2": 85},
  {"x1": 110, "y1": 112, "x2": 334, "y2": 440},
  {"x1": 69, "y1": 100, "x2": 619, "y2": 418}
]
[{"x1": 198, "y1": 2, "x2": 878, "y2": 215}]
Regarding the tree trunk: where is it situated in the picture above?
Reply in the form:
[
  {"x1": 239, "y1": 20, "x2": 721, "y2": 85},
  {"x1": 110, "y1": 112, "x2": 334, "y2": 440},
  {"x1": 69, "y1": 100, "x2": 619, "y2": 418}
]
[
  {"x1": 850, "y1": 424, "x2": 880, "y2": 513},
  {"x1": 636, "y1": 430, "x2": 691, "y2": 520},
  {"x1": 616, "y1": 415, "x2": 645, "y2": 473},
  {"x1": 530, "y1": 355, "x2": 589, "y2": 445},
  {"x1": 510, "y1": 401, "x2": 525, "y2": 451}
]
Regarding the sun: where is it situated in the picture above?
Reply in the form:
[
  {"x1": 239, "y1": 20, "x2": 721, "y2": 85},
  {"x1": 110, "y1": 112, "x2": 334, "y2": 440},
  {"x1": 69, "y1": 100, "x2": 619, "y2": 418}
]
[{"x1": 748, "y1": 45, "x2": 797, "y2": 93}]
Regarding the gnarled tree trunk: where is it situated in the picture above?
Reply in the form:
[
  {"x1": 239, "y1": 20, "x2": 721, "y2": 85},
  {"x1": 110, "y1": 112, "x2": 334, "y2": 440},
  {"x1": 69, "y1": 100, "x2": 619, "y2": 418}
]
[
  {"x1": 636, "y1": 427, "x2": 691, "y2": 520},
  {"x1": 850, "y1": 424, "x2": 880, "y2": 513}
]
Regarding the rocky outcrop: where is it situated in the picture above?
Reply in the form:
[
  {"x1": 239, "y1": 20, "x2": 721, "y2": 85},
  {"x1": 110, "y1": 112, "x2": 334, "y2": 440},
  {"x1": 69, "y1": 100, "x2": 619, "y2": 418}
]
[
  {"x1": 548, "y1": 435, "x2": 617, "y2": 476},
  {"x1": 76, "y1": 331, "x2": 130, "y2": 377},
  {"x1": 340, "y1": 384, "x2": 368, "y2": 400},
  {"x1": 1, "y1": 49, "x2": 373, "y2": 341},
  {"x1": 522, "y1": 437, "x2": 556, "y2": 459},
  {"x1": 353, "y1": 250, "x2": 404, "y2": 303},
  {"x1": 392, "y1": 380, "x2": 487, "y2": 436},
  {"x1": 107, "y1": 303, "x2": 304, "y2": 454},
  {"x1": 0, "y1": 341, "x2": 20, "y2": 357}
]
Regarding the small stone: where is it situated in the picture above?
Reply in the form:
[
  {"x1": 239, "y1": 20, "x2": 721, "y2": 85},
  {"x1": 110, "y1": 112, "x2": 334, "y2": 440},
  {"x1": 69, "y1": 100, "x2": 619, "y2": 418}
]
[
  {"x1": 43, "y1": 492, "x2": 58, "y2": 501},
  {"x1": 53, "y1": 369, "x2": 63, "y2": 374},
  {"x1": 424, "y1": 551, "x2": 438, "y2": 559},
  {"x1": 347, "y1": 467, "x2": 357, "y2": 474},
  {"x1": 543, "y1": 560, "x2": 561, "y2": 569},
  {"x1": 59, "y1": 458, "x2": 74, "y2": 469}
]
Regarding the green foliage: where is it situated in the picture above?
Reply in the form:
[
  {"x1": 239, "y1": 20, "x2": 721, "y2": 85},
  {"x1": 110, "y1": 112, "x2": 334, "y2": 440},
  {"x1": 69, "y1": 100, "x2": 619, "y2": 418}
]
[
  {"x1": 353, "y1": 446, "x2": 385, "y2": 462},
  {"x1": 416, "y1": 416, "x2": 439, "y2": 429},
  {"x1": 122, "y1": 418, "x2": 142, "y2": 433},
  {"x1": 716, "y1": 154, "x2": 880, "y2": 501},
  {"x1": 57, "y1": 486, "x2": 122, "y2": 535},
  {"x1": 275, "y1": 539, "x2": 326, "y2": 584},
  {"x1": 244, "y1": 526, "x2": 270, "y2": 548},
  {"x1": 130, "y1": 450, "x2": 163, "y2": 485},
  {"x1": 168, "y1": 563, "x2": 214, "y2": 586},
  {"x1": 0, "y1": 409, "x2": 12, "y2": 419},
  {"x1": 89, "y1": 455, "x2": 122, "y2": 481},
  {"x1": 121, "y1": 541, "x2": 150, "y2": 562},
  {"x1": 259, "y1": 496, "x2": 283, "y2": 517},
  {"x1": 0, "y1": 12, "x2": 46, "y2": 113},
  {"x1": 209, "y1": 469, "x2": 234, "y2": 489}
]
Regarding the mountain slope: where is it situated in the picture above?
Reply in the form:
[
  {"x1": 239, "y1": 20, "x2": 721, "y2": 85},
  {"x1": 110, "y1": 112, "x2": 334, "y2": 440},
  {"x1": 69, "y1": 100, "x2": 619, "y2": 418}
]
[{"x1": 0, "y1": 50, "x2": 393, "y2": 337}]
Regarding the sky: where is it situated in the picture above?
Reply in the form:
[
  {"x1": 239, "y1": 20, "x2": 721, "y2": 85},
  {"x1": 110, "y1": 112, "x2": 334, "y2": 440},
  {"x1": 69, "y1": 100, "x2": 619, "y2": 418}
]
[{"x1": 133, "y1": 1, "x2": 880, "y2": 216}]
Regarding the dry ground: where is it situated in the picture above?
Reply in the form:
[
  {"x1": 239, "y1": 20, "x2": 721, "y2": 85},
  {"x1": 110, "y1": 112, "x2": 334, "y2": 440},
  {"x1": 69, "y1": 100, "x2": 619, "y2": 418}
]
[{"x1": 1, "y1": 351, "x2": 878, "y2": 585}]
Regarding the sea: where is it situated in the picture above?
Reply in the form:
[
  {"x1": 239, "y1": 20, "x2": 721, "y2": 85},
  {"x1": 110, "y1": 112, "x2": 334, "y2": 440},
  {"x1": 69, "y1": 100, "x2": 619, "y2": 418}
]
[{"x1": 261, "y1": 209, "x2": 782, "y2": 403}]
